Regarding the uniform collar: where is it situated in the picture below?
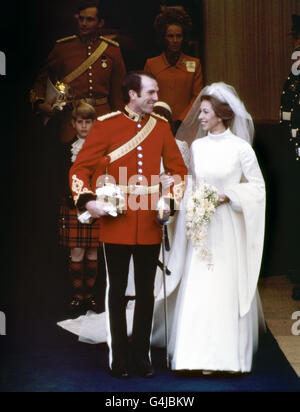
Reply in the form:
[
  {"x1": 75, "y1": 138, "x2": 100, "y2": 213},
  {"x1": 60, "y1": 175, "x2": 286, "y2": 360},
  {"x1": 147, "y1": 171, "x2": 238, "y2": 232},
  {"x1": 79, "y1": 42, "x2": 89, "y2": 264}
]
[
  {"x1": 79, "y1": 32, "x2": 101, "y2": 45},
  {"x1": 124, "y1": 105, "x2": 146, "y2": 122}
]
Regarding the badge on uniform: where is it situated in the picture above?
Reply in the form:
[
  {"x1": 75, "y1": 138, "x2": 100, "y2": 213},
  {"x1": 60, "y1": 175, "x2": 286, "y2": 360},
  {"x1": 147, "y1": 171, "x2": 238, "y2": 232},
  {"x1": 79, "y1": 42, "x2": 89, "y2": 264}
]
[
  {"x1": 101, "y1": 56, "x2": 108, "y2": 69},
  {"x1": 185, "y1": 61, "x2": 196, "y2": 73}
]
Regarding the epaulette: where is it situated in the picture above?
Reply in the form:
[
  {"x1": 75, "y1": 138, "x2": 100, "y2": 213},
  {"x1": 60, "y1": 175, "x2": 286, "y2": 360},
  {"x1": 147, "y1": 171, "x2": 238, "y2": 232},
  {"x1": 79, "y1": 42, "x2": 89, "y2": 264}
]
[
  {"x1": 151, "y1": 112, "x2": 168, "y2": 122},
  {"x1": 56, "y1": 35, "x2": 77, "y2": 44},
  {"x1": 97, "y1": 111, "x2": 122, "y2": 121},
  {"x1": 100, "y1": 35, "x2": 120, "y2": 47}
]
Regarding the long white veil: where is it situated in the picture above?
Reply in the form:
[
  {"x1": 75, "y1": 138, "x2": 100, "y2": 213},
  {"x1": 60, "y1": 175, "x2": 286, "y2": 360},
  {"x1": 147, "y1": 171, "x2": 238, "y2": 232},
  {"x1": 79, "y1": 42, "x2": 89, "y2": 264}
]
[{"x1": 176, "y1": 82, "x2": 254, "y2": 146}]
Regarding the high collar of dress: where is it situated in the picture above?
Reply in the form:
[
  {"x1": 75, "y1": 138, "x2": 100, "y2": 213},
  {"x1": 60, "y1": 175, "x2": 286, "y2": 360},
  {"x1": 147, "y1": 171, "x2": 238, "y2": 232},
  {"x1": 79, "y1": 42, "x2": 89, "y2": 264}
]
[
  {"x1": 124, "y1": 105, "x2": 146, "y2": 122},
  {"x1": 208, "y1": 128, "x2": 230, "y2": 139}
]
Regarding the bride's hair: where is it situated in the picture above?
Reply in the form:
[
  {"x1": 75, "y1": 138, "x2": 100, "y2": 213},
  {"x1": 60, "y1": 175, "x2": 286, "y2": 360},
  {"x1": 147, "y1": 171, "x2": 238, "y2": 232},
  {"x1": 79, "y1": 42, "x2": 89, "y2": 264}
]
[{"x1": 200, "y1": 95, "x2": 234, "y2": 128}]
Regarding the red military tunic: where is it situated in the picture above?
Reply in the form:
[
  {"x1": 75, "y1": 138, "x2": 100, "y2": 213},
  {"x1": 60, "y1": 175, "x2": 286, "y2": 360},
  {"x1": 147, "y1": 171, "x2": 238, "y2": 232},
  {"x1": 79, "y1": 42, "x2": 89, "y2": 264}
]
[
  {"x1": 31, "y1": 34, "x2": 126, "y2": 142},
  {"x1": 69, "y1": 110, "x2": 187, "y2": 245},
  {"x1": 144, "y1": 52, "x2": 203, "y2": 122}
]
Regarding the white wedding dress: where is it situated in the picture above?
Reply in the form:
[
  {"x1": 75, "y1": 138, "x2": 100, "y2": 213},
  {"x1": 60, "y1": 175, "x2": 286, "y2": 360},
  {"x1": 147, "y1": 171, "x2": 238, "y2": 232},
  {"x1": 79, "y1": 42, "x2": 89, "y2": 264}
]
[{"x1": 164, "y1": 128, "x2": 266, "y2": 373}]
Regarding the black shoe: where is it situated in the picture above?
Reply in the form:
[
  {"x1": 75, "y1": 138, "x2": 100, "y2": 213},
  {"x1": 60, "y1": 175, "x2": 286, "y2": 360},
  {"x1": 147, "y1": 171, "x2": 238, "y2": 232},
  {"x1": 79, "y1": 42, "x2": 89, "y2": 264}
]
[
  {"x1": 85, "y1": 296, "x2": 98, "y2": 312},
  {"x1": 134, "y1": 358, "x2": 155, "y2": 378},
  {"x1": 69, "y1": 297, "x2": 83, "y2": 312},
  {"x1": 110, "y1": 360, "x2": 130, "y2": 379},
  {"x1": 68, "y1": 297, "x2": 85, "y2": 318}
]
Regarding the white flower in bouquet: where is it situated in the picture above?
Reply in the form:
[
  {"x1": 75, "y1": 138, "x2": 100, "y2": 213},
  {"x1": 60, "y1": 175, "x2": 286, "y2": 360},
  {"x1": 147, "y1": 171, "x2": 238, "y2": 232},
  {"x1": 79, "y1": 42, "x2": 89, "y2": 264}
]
[{"x1": 186, "y1": 183, "x2": 219, "y2": 265}]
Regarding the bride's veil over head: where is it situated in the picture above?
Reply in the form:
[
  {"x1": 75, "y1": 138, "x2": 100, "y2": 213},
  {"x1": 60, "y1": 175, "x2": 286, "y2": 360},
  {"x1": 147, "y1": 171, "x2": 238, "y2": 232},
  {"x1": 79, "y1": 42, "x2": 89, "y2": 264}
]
[{"x1": 176, "y1": 82, "x2": 254, "y2": 146}]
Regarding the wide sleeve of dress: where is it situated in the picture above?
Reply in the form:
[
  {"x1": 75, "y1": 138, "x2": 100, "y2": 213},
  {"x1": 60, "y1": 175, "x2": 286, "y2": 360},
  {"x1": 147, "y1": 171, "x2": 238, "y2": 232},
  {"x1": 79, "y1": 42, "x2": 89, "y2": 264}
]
[{"x1": 224, "y1": 142, "x2": 266, "y2": 317}]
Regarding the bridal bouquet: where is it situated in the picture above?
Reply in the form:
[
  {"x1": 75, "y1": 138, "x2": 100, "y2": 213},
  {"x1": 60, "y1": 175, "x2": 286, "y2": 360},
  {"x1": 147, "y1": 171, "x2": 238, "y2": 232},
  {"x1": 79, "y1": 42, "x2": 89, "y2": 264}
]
[{"x1": 186, "y1": 183, "x2": 219, "y2": 263}]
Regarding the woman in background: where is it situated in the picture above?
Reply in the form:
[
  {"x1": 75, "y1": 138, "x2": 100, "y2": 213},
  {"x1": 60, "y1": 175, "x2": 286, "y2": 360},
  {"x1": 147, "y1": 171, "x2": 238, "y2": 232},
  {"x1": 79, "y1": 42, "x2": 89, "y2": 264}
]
[{"x1": 144, "y1": 7, "x2": 203, "y2": 133}]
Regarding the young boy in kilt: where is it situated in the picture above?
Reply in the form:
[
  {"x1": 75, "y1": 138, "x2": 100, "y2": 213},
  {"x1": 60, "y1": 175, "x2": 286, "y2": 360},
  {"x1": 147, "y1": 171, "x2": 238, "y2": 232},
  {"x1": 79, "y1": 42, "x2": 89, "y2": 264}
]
[{"x1": 59, "y1": 103, "x2": 101, "y2": 314}]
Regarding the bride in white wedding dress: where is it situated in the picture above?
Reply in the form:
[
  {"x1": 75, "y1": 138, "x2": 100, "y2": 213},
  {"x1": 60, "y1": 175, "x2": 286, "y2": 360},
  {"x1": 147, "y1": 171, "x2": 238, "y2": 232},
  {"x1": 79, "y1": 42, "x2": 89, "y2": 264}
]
[{"x1": 164, "y1": 82, "x2": 266, "y2": 373}]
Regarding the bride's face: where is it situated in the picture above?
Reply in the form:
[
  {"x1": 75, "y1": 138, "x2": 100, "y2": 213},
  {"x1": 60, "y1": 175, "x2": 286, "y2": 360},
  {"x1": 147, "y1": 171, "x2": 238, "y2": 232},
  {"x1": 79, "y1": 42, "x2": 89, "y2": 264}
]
[{"x1": 199, "y1": 100, "x2": 224, "y2": 134}]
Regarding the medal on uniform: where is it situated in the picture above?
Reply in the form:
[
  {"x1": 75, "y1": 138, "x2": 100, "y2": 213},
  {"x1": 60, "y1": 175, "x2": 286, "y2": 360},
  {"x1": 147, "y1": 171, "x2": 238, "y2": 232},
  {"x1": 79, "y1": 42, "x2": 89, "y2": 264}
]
[
  {"x1": 186, "y1": 61, "x2": 196, "y2": 72},
  {"x1": 101, "y1": 56, "x2": 108, "y2": 69}
]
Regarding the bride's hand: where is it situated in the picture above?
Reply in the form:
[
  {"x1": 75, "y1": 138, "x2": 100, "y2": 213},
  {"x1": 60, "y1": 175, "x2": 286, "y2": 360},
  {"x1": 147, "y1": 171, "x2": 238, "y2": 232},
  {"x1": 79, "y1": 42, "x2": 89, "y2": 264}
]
[{"x1": 218, "y1": 194, "x2": 230, "y2": 205}]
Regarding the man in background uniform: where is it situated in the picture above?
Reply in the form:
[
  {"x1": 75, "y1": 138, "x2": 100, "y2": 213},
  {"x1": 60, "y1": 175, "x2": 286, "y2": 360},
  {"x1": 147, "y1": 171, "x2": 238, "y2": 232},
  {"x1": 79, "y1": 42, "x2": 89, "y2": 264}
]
[
  {"x1": 30, "y1": 0, "x2": 126, "y2": 143},
  {"x1": 280, "y1": 14, "x2": 300, "y2": 300}
]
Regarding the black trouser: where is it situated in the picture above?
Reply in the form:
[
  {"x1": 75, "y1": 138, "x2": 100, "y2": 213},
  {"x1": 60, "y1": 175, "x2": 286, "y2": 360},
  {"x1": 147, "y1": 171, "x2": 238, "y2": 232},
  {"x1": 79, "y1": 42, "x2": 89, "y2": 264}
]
[{"x1": 104, "y1": 243, "x2": 161, "y2": 365}]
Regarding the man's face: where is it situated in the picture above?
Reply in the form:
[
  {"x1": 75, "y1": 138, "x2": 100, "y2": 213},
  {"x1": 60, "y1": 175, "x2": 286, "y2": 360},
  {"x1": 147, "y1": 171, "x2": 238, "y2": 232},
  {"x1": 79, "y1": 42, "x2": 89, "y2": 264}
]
[
  {"x1": 77, "y1": 7, "x2": 102, "y2": 38},
  {"x1": 130, "y1": 76, "x2": 159, "y2": 114}
]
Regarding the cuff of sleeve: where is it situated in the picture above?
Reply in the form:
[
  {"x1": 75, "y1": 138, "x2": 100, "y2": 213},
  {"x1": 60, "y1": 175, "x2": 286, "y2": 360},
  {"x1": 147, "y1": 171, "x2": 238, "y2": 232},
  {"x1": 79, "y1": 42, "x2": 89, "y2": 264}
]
[{"x1": 224, "y1": 189, "x2": 242, "y2": 212}]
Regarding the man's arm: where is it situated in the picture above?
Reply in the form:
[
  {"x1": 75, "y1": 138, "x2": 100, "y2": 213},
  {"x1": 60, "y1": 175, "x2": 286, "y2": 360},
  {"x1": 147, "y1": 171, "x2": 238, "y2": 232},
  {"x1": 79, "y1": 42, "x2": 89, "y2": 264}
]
[
  {"x1": 69, "y1": 122, "x2": 108, "y2": 211},
  {"x1": 30, "y1": 44, "x2": 60, "y2": 114}
]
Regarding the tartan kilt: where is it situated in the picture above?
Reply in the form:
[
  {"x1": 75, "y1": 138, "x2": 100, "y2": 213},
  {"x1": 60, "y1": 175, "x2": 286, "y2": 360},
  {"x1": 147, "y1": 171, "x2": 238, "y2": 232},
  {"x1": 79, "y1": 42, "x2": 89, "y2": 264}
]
[{"x1": 59, "y1": 205, "x2": 100, "y2": 248}]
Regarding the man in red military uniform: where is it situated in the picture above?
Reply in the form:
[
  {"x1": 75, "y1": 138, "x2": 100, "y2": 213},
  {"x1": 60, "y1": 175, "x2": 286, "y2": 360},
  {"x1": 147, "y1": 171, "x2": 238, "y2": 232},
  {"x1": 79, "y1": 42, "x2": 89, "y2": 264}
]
[
  {"x1": 30, "y1": 0, "x2": 126, "y2": 143},
  {"x1": 70, "y1": 71, "x2": 187, "y2": 378}
]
